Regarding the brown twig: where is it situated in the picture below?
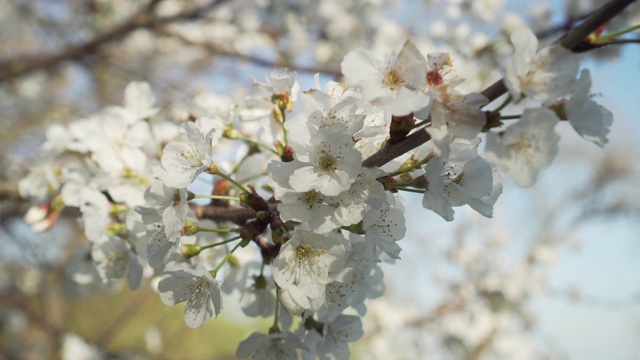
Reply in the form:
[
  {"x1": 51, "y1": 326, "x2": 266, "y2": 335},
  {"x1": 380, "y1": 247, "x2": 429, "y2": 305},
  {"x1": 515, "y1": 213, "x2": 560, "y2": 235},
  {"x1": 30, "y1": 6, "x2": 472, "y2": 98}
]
[
  {"x1": 361, "y1": 0, "x2": 638, "y2": 169},
  {"x1": 0, "y1": 0, "x2": 228, "y2": 82},
  {"x1": 191, "y1": 202, "x2": 279, "y2": 225}
]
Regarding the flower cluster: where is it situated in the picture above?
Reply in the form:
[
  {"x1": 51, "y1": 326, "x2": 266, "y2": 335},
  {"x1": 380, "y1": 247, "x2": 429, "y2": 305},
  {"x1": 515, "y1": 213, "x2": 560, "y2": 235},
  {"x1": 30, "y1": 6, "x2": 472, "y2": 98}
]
[
  {"x1": 18, "y1": 25, "x2": 614, "y2": 358},
  {"x1": 487, "y1": 28, "x2": 613, "y2": 187}
]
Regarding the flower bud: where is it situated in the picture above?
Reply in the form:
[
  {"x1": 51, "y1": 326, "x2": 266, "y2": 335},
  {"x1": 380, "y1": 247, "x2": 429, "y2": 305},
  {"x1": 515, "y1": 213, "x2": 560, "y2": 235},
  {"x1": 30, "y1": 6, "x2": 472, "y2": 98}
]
[
  {"x1": 255, "y1": 210, "x2": 271, "y2": 222},
  {"x1": 108, "y1": 223, "x2": 127, "y2": 237},
  {"x1": 206, "y1": 163, "x2": 219, "y2": 175},
  {"x1": 181, "y1": 244, "x2": 202, "y2": 258},
  {"x1": 182, "y1": 220, "x2": 199, "y2": 236},
  {"x1": 240, "y1": 188, "x2": 268, "y2": 212}
]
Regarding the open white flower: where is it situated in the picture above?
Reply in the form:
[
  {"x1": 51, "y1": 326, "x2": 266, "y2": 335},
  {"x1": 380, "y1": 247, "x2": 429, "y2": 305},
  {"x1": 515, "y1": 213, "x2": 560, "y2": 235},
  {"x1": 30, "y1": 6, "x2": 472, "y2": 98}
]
[
  {"x1": 332, "y1": 168, "x2": 388, "y2": 228},
  {"x1": 485, "y1": 107, "x2": 560, "y2": 187},
  {"x1": 565, "y1": 69, "x2": 613, "y2": 147},
  {"x1": 342, "y1": 40, "x2": 429, "y2": 116},
  {"x1": 279, "y1": 189, "x2": 340, "y2": 234},
  {"x1": 136, "y1": 185, "x2": 189, "y2": 272},
  {"x1": 430, "y1": 92, "x2": 488, "y2": 140},
  {"x1": 89, "y1": 108, "x2": 150, "y2": 176},
  {"x1": 91, "y1": 235, "x2": 143, "y2": 290},
  {"x1": 268, "y1": 161, "x2": 340, "y2": 234},
  {"x1": 161, "y1": 122, "x2": 215, "y2": 188},
  {"x1": 363, "y1": 200, "x2": 406, "y2": 259},
  {"x1": 503, "y1": 28, "x2": 578, "y2": 102},
  {"x1": 240, "y1": 275, "x2": 277, "y2": 318},
  {"x1": 278, "y1": 287, "x2": 326, "y2": 316},
  {"x1": 289, "y1": 131, "x2": 362, "y2": 197},
  {"x1": 272, "y1": 231, "x2": 347, "y2": 312},
  {"x1": 240, "y1": 69, "x2": 300, "y2": 122},
  {"x1": 79, "y1": 188, "x2": 111, "y2": 244},
  {"x1": 302, "y1": 315, "x2": 364, "y2": 360},
  {"x1": 123, "y1": 81, "x2": 159, "y2": 119},
  {"x1": 287, "y1": 86, "x2": 364, "y2": 143},
  {"x1": 157, "y1": 268, "x2": 222, "y2": 328},
  {"x1": 423, "y1": 154, "x2": 495, "y2": 221},
  {"x1": 422, "y1": 136, "x2": 500, "y2": 221}
]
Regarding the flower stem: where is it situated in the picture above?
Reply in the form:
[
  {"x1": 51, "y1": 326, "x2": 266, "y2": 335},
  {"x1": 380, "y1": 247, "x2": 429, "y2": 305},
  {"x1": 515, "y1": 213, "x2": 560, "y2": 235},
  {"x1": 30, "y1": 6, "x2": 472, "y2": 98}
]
[
  {"x1": 396, "y1": 187, "x2": 427, "y2": 194},
  {"x1": 281, "y1": 226, "x2": 292, "y2": 239},
  {"x1": 499, "y1": 114, "x2": 521, "y2": 120},
  {"x1": 214, "y1": 171, "x2": 251, "y2": 194},
  {"x1": 192, "y1": 194, "x2": 241, "y2": 202},
  {"x1": 601, "y1": 38, "x2": 640, "y2": 45},
  {"x1": 234, "y1": 134, "x2": 280, "y2": 156},
  {"x1": 280, "y1": 110, "x2": 289, "y2": 147},
  {"x1": 269, "y1": 295, "x2": 281, "y2": 334},
  {"x1": 594, "y1": 24, "x2": 640, "y2": 43},
  {"x1": 384, "y1": 182, "x2": 426, "y2": 193},
  {"x1": 199, "y1": 236, "x2": 242, "y2": 251},
  {"x1": 392, "y1": 156, "x2": 433, "y2": 175},
  {"x1": 211, "y1": 241, "x2": 243, "y2": 276},
  {"x1": 197, "y1": 226, "x2": 240, "y2": 234}
]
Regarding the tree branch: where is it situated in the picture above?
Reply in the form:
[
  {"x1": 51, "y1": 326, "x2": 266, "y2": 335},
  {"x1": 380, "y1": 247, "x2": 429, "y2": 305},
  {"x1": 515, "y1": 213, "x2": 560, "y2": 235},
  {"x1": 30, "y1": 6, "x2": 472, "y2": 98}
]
[
  {"x1": 191, "y1": 203, "x2": 279, "y2": 225},
  {"x1": 6, "y1": 0, "x2": 636, "y2": 224},
  {"x1": 361, "y1": 0, "x2": 638, "y2": 169},
  {"x1": 160, "y1": 29, "x2": 342, "y2": 77},
  {"x1": 0, "y1": 0, "x2": 229, "y2": 82}
]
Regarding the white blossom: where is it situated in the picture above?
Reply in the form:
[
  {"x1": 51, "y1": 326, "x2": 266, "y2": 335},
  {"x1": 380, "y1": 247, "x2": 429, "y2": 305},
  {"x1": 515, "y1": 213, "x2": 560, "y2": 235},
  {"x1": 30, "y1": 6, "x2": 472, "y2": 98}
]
[
  {"x1": 268, "y1": 161, "x2": 339, "y2": 234},
  {"x1": 485, "y1": 108, "x2": 560, "y2": 187},
  {"x1": 123, "y1": 81, "x2": 159, "y2": 119},
  {"x1": 422, "y1": 138, "x2": 498, "y2": 221},
  {"x1": 79, "y1": 188, "x2": 111, "y2": 244},
  {"x1": 240, "y1": 275, "x2": 277, "y2": 318},
  {"x1": 157, "y1": 268, "x2": 222, "y2": 328},
  {"x1": 288, "y1": 131, "x2": 362, "y2": 197},
  {"x1": 302, "y1": 315, "x2": 364, "y2": 360},
  {"x1": 565, "y1": 69, "x2": 613, "y2": 147},
  {"x1": 430, "y1": 92, "x2": 488, "y2": 140},
  {"x1": 342, "y1": 40, "x2": 430, "y2": 115},
  {"x1": 272, "y1": 231, "x2": 347, "y2": 313},
  {"x1": 332, "y1": 168, "x2": 388, "y2": 227},
  {"x1": 363, "y1": 200, "x2": 406, "y2": 259},
  {"x1": 503, "y1": 28, "x2": 578, "y2": 102},
  {"x1": 91, "y1": 235, "x2": 143, "y2": 290},
  {"x1": 287, "y1": 86, "x2": 364, "y2": 144},
  {"x1": 161, "y1": 122, "x2": 215, "y2": 188},
  {"x1": 89, "y1": 107, "x2": 150, "y2": 175}
]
